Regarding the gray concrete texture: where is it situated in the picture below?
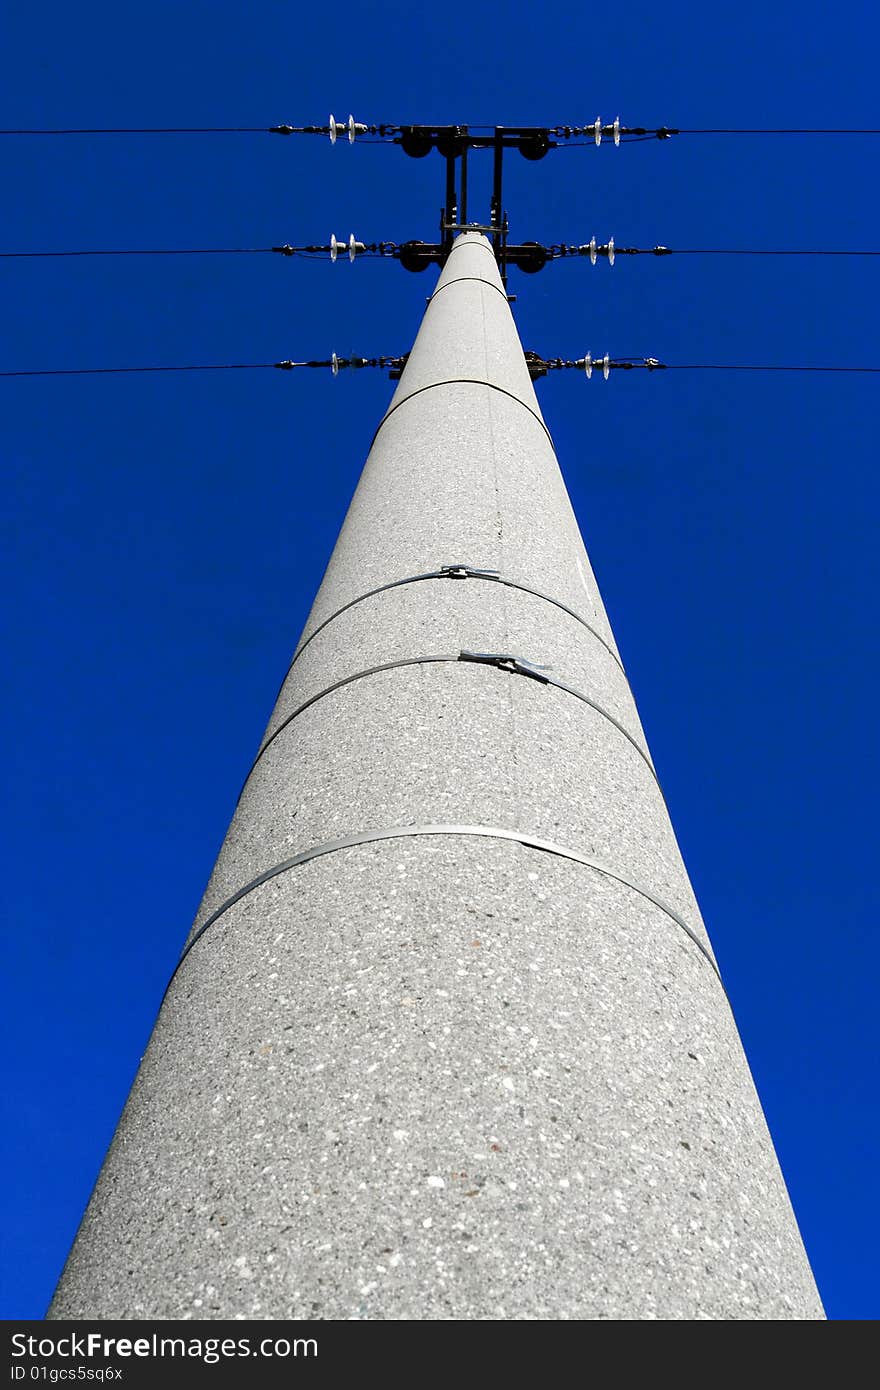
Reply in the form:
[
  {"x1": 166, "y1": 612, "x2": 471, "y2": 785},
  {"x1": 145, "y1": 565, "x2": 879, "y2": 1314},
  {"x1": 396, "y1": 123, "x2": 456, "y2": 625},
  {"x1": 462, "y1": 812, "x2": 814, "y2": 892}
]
[{"x1": 50, "y1": 234, "x2": 823, "y2": 1319}]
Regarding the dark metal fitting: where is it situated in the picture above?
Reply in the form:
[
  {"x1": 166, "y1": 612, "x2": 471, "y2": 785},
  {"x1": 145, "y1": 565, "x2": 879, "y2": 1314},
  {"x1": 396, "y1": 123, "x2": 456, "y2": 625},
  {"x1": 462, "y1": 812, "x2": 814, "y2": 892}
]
[
  {"x1": 398, "y1": 240, "x2": 442, "y2": 272},
  {"x1": 387, "y1": 354, "x2": 408, "y2": 380},
  {"x1": 523, "y1": 350, "x2": 549, "y2": 381},
  {"x1": 458, "y1": 651, "x2": 551, "y2": 682},
  {"x1": 272, "y1": 244, "x2": 296, "y2": 256},
  {"x1": 439, "y1": 565, "x2": 500, "y2": 579},
  {"x1": 518, "y1": 131, "x2": 552, "y2": 160},
  {"x1": 399, "y1": 125, "x2": 436, "y2": 158}
]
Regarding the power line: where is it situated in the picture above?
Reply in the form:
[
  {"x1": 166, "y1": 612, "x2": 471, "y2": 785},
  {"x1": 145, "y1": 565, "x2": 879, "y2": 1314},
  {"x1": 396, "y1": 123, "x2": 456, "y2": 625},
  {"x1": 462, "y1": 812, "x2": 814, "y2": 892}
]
[
  {"x1": 0, "y1": 363, "x2": 279, "y2": 376},
  {"x1": 0, "y1": 248, "x2": 274, "y2": 259},
  {"x1": 678, "y1": 128, "x2": 880, "y2": 135},
  {"x1": 0, "y1": 241, "x2": 398, "y2": 260},
  {"x1": 668, "y1": 248, "x2": 880, "y2": 256},
  {"x1": 553, "y1": 241, "x2": 880, "y2": 261},
  {"x1": 547, "y1": 355, "x2": 880, "y2": 376},
  {"x1": 0, "y1": 354, "x2": 406, "y2": 379},
  {"x1": 0, "y1": 127, "x2": 273, "y2": 135},
  {"x1": 5, "y1": 242, "x2": 879, "y2": 263},
  {"x1": 667, "y1": 363, "x2": 880, "y2": 371},
  {"x1": 3, "y1": 124, "x2": 880, "y2": 142},
  {"x1": 0, "y1": 116, "x2": 380, "y2": 140},
  {"x1": 557, "y1": 127, "x2": 880, "y2": 143},
  {"x1": 3, "y1": 358, "x2": 879, "y2": 380}
]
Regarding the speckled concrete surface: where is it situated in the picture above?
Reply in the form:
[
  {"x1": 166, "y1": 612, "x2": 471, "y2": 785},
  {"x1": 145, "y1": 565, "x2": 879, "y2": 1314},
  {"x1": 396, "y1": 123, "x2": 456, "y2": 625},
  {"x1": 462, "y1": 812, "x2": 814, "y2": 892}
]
[{"x1": 50, "y1": 235, "x2": 823, "y2": 1319}]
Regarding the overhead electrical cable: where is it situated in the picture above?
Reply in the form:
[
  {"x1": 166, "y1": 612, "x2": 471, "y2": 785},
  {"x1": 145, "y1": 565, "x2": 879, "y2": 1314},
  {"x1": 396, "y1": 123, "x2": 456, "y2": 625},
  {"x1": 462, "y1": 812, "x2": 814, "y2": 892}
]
[
  {"x1": 542, "y1": 355, "x2": 880, "y2": 377},
  {"x1": 676, "y1": 127, "x2": 880, "y2": 135},
  {"x1": 3, "y1": 359, "x2": 880, "y2": 380},
  {"x1": 551, "y1": 241, "x2": 880, "y2": 262},
  {"x1": 4, "y1": 123, "x2": 879, "y2": 141},
  {"x1": 0, "y1": 354, "x2": 406, "y2": 379},
  {"x1": 4, "y1": 242, "x2": 879, "y2": 262},
  {"x1": 0, "y1": 240, "x2": 398, "y2": 260},
  {"x1": 0, "y1": 126, "x2": 275, "y2": 135}
]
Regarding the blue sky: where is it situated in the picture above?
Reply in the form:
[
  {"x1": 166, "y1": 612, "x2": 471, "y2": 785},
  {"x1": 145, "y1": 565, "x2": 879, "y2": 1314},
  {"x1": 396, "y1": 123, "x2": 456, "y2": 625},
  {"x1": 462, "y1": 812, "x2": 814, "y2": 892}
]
[{"x1": 2, "y1": 1, "x2": 877, "y2": 1320}]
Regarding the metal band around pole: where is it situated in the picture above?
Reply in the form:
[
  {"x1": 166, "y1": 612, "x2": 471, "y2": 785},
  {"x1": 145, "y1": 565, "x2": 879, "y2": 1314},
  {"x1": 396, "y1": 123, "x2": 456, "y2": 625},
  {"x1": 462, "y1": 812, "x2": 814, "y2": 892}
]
[
  {"x1": 279, "y1": 565, "x2": 625, "y2": 691},
  {"x1": 165, "y1": 822, "x2": 721, "y2": 1000},
  {"x1": 372, "y1": 379, "x2": 554, "y2": 449},
  {"x1": 429, "y1": 275, "x2": 511, "y2": 304},
  {"x1": 247, "y1": 650, "x2": 654, "y2": 807}
]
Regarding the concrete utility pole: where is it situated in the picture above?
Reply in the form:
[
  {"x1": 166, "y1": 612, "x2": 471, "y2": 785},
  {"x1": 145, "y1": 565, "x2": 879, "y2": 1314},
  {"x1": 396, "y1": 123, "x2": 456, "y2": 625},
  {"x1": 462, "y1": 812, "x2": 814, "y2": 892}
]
[{"x1": 51, "y1": 233, "x2": 822, "y2": 1320}]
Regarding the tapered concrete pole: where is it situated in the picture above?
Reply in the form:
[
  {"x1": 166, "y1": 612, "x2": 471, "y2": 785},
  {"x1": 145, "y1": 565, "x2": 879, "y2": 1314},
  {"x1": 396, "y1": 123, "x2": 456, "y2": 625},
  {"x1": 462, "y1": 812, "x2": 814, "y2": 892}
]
[{"x1": 51, "y1": 234, "x2": 822, "y2": 1320}]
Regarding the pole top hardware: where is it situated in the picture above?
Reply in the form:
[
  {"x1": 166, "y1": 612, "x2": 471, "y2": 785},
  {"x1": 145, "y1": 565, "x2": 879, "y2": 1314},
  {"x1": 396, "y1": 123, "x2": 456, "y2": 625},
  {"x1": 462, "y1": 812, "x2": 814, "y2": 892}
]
[
  {"x1": 317, "y1": 120, "x2": 678, "y2": 287},
  {"x1": 398, "y1": 241, "x2": 549, "y2": 274},
  {"x1": 331, "y1": 352, "x2": 406, "y2": 375},
  {"x1": 583, "y1": 353, "x2": 667, "y2": 377},
  {"x1": 550, "y1": 241, "x2": 674, "y2": 261},
  {"x1": 329, "y1": 233, "x2": 367, "y2": 263},
  {"x1": 328, "y1": 114, "x2": 368, "y2": 144},
  {"x1": 522, "y1": 354, "x2": 668, "y2": 378},
  {"x1": 550, "y1": 122, "x2": 679, "y2": 141},
  {"x1": 271, "y1": 117, "x2": 683, "y2": 292},
  {"x1": 395, "y1": 125, "x2": 558, "y2": 160},
  {"x1": 273, "y1": 354, "x2": 409, "y2": 375}
]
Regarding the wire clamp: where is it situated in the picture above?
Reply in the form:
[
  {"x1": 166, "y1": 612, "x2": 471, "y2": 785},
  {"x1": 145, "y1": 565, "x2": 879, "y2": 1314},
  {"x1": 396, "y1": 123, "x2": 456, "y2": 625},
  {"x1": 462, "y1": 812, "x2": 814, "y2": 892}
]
[
  {"x1": 440, "y1": 564, "x2": 501, "y2": 580},
  {"x1": 458, "y1": 650, "x2": 552, "y2": 682}
]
